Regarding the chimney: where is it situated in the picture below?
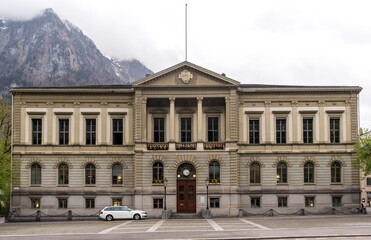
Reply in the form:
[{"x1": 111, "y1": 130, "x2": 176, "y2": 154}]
[{"x1": 221, "y1": 73, "x2": 226, "y2": 77}]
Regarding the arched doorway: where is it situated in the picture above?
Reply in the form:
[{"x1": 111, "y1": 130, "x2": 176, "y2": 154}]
[{"x1": 176, "y1": 163, "x2": 196, "y2": 213}]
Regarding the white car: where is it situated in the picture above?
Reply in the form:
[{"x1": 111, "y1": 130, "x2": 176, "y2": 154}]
[{"x1": 99, "y1": 206, "x2": 147, "y2": 221}]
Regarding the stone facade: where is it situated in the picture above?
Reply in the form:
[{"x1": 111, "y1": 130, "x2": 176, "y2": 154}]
[{"x1": 11, "y1": 61, "x2": 362, "y2": 217}]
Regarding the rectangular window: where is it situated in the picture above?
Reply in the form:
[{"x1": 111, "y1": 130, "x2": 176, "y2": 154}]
[
  {"x1": 208, "y1": 117, "x2": 219, "y2": 142},
  {"x1": 367, "y1": 178, "x2": 371, "y2": 186},
  {"x1": 153, "y1": 198, "x2": 163, "y2": 209},
  {"x1": 249, "y1": 119, "x2": 260, "y2": 144},
  {"x1": 112, "y1": 198, "x2": 122, "y2": 206},
  {"x1": 330, "y1": 117, "x2": 340, "y2": 143},
  {"x1": 58, "y1": 198, "x2": 68, "y2": 209},
  {"x1": 86, "y1": 119, "x2": 96, "y2": 145},
  {"x1": 303, "y1": 118, "x2": 313, "y2": 144},
  {"x1": 276, "y1": 118, "x2": 286, "y2": 144},
  {"x1": 59, "y1": 119, "x2": 69, "y2": 145},
  {"x1": 32, "y1": 119, "x2": 42, "y2": 145},
  {"x1": 305, "y1": 197, "x2": 315, "y2": 207},
  {"x1": 154, "y1": 118, "x2": 164, "y2": 142},
  {"x1": 85, "y1": 198, "x2": 95, "y2": 209},
  {"x1": 112, "y1": 119, "x2": 123, "y2": 145},
  {"x1": 210, "y1": 198, "x2": 220, "y2": 208},
  {"x1": 31, "y1": 198, "x2": 40, "y2": 209},
  {"x1": 332, "y1": 197, "x2": 342, "y2": 207},
  {"x1": 251, "y1": 197, "x2": 261, "y2": 208},
  {"x1": 278, "y1": 197, "x2": 288, "y2": 207},
  {"x1": 181, "y1": 117, "x2": 192, "y2": 142}
]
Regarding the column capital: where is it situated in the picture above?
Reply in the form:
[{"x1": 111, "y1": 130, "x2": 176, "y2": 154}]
[
  {"x1": 345, "y1": 100, "x2": 352, "y2": 106},
  {"x1": 264, "y1": 101, "x2": 271, "y2": 107},
  {"x1": 141, "y1": 97, "x2": 147, "y2": 104},
  {"x1": 291, "y1": 101, "x2": 298, "y2": 107},
  {"x1": 197, "y1": 97, "x2": 203, "y2": 102},
  {"x1": 225, "y1": 97, "x2": 230, "y2": 103},
  {"x1": 318, "y1": 101, "x2": 325, "y2": 107},
  {"x1": 169, "y1": 97, "x2": 176, "y2": 102}
]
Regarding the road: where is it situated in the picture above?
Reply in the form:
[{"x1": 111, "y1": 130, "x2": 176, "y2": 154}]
[{"x1": 1, "y1": 215, "x2": 371, "y2": 239}]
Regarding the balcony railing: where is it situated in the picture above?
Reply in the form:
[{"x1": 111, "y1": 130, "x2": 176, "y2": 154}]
[
  {"x1": 147, "y1": 143, "x2": 169, "y2": 150},
  {"x1": 175, "y1": 143, "x2": 197, "y2": 150},
  {"x1": 204, "y1": 142, "x2": 225, "y2": 150}
]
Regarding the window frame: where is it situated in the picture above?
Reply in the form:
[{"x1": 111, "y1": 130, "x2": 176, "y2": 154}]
[
  {"x1": 329, "y1": 117, "x2": 340, "y2": 143},
  {"x1": 58, "y1": 163, "x2": 69, "y2": 185},
  {"x1": 112, "y1": 198, "x2": 122, "y2": 206},
  {"x1": 153, "y1": 117, "x2": 165, "y2": 143},
  {"x1": 32, "y1": 118, "x2": 42, "y2": 145},
  {"x1": 302, "y1": 117, "x2": 313, "y2": 144},
  {"x1": 249, "y1": 162, "x2": 261, "y2": 184},
  {"x1": 112, "y1": 118, "x2": 124, "y2": 145},
  {"x1": 209, "y1": 161, "x2": 221, "y2": 183},
  {"x1": 278, "y1": 197, "x2": 288, "y2": 207},
  {"x1": 305, "y1": 196, "x2": 315, "y2": 207},
  {"x1": 112, "y1": 163, "x2": 123, "y2": 185},
  {"x1": 58, "y1": 198, "x2": 68, "y2": 209},
  {"x1": 85, "y1": 163, "x2": 96, "y2": 185},
  {"x1": 207, "y1": 116, "x2": 219, "y2": 142},
  {"x1": 331, "y1": 161, "x2": 342, "y2": 184},
  {"x1": 251, "y1": 197, "x2": 261, "y2": 208},
  {"x1": 210, "y1": 197, "x2": 220, "y2": 208},
  {"x1": 31, "y1": 198, "x2": 40, "y2": 209},
  {"x1": 367, "y1": 178, "x2": 371, "y2": 186},
  {"x1": 275, "y1": 118, "x2": 287, "y2": 144},
  {"x1": 152, "y1": 162, "x2": 164, "y2": 184},
  {"x1": 85, "y1": 198, "x2": 95, "y2": 209},
  {"x1": 303, "y1": 161, "x2": 315, "y2": 184},
  {"x1": 58, "y1": 119, "x2": 70, "y2": 145},
  {"x1": 153, "y1": 198, "x2": 164, "y2": 209},
  {"x1": 249, "y1": 118, "x2": 260, "y2": 144},
  {"x1": 30, "y1": 163, "x2": 42, "y2": 185},
  {"x1": 180, "y1": 116, "x2": 192, "y2": 142},
  {"x1": 332, "y1": 196, "x2": 342, "y2": 207},
  {"x1": 85, "y1": 118, "x2": 97, "y2": 145},
  {"x1": 276, "y1": 162, "x2": 288, "y2": 184}
]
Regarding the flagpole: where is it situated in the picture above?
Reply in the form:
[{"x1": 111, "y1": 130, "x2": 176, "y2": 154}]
[{"x1": 185, "y1": 3, "x2": 187, "y2": 61}]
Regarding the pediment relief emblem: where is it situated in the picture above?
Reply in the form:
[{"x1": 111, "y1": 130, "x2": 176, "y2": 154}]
[
  {"x1": 204, "y1": 107, "x2": 223, "y2": 114},
  {"x1": 175, "y1": 70, "x2": 197, "y2": 85},
  {"x1": 149, "y1": 108, "x2": 169, "y2": 114},
  {"x1": 176, "y1": 108, "x2": 195, "y2": 114}
]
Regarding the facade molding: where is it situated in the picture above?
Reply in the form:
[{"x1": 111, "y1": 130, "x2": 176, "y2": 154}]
[
  {"x1": 25, "y1": 157, "x2": 45, "y2": 169},
  {"x1": 80, "y1": 158, "x2": 101, "y2": 169}
]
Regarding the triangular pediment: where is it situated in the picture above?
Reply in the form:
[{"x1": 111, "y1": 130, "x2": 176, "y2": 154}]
[{"x1": 133, "y1": 61, "x2": 240, "y2": 87}]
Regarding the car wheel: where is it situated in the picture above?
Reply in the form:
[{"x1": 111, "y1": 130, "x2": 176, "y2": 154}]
[
  {"x1": 133, "y1": 214, "x2": 141, "y2": 220},
  {"x1": 106, "y1": 215, "x2": 114, "y2": 221}
]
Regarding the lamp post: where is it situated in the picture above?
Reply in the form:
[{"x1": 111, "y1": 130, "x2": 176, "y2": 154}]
[
  {"x1": 205, "y1": 177, "x2": 209, "y2": 210},
  {"x1": 163, "y1": 178, "x2": 168, "y2": 210}
]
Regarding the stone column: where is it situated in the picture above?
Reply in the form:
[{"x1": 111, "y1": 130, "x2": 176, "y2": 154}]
[
  {"x1": 101, "y1": 102, "x2": 107, "y2": 145},
  {"x1": 197, "y1": 97, "x2": 203, "y2": 142},
  {"x1": 265, "y1": 101, "x2": 271, "y2": 143},
  {"x1": 346, "y1": 100, "x2": 351, "y2": 143},
  {"x1": 46, "y1": 102, "x2": 53, "y2": 144},
  {"x1": 318, "y1": 101, "x2": 325, "y2": 143},
  {"x1": 73, "y1": 102, "x2": 80, "y2": 144},
  {"x1": 291, "y1": 101, "x2": 298, "y2": 143},
  {"x1": 225, "y1": 97, "x2": 230, "y2": 142},
  {"x1": 169, "y1": 98, "x2": 175, "y2": 142},
  {"x1": 141, "y1": 97, "x2": 147, "y2": 142}
]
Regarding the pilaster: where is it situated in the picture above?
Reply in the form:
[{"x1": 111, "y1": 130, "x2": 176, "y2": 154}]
[
  {"x1": 318, "y1": 101, "x2": 325, "y2": 143},
  {"x1": 73, "y1": 102, "x2": 80, "y2": 144},
  {"x1": 169, "y1": 97, "x2": 175, "y2": 142},
  {"x1": 291, "y1": 101, "x2": 298, "y2": 143},
  {"x1": 265, "y1": 101, "x2": 271, "y2": 143},
  {"x1": 197, "y1": 97, "x2": 203, "y2": 142}
]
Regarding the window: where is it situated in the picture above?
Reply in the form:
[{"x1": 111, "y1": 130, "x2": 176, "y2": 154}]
[
  {"x1": 250, "y1": 162, "x2": 260, "y2": 184},
  {"x1": 85, "y1": 164, "x2": 96, "y2": 185},
  {"x1": 112, "y1": 198, "x2": 122, "y2": 206},
  {"x1": 303, "y1": 118, "x2": 313, "y2": 144},
  {"x1": 31, "y1": 198, "x2": 40, "y2": 208},
  {"x1": 154, "y1": 118, "x2": 164, "y2": 142},
  {"x1": 210, "y1": 198, "x2": 220, "y2": 208},
  {"x1": 32, "y1": 119, "x2": 42, "y2": 145},
  {"x1": 112, "y1": 163, "x2": 123, "y2": 185},
  {"x1": 330, "y1": 118, "x2": 340, "y2": 143},
  {"x1": 85, "y1": 198, "x2": 95, "y2": 208},
  {"x1": 112, "y1": 119, "x2": 123, "y2": 145},
  {"x1": 208, "y1": 117, "x2": 219, "y2": 142},
  {"x1": 276, "y1": 162, "x2": 287, "y2": 183},
  {"x1": 304, "y1": 162, "x2": 314, "y2": 183},
  {"x1": 153, "y1": 198, "x2": 163, "y2": 209},
  {"x1": 305, "y1": 197, "x2": 315, "y2": 207},
  {"x1": 251, "y1": 197, "x2": 260, "y2": 208},
  {"x1": 58, "y1": 163, "x2": 69, "y2": 185},
  {"x1": 276, "y1": 118, "x2": 286, "y2": 144},
  {"x1": 152, "y1": 162, "x2": 163, "y2": 183},
  {"x1": 58, "y1": 198, "x2": 67, "y2": 209},
  {"x1": 278, "y1": 197, "x2": 287, "y2": 207},
  {"x1": 86, "y1": 119, "x2": 96, "y2": 145},
  {"x1": 181, "y1": 117, "x2": 192, "y2": 142},
  {"x1": 31, "y1": 163, "x2": 41, "y2": 185},
  {"x1": 331, "y1": 161, "x2": 341, "y2": 183},
  {"x1": 59, "y1": 119, "x2": 69, "y2": 145},
  {"x1": 332, "y1": 196, "x2": 342, "y2": 207},
  {"x1": 367, "y1": 178, "x2": 371, "y2": 186},
  {"x1": 249, "y1": 119, "x2": 260, "y2": 144},
  {"x1": 209, "y1": 161, "x2": 220, "y2": 183}
]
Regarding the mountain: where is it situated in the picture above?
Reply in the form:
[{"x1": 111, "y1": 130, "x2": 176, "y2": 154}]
[{"x1": 0, "y1": 8, "x2": 153, "y2": 96}]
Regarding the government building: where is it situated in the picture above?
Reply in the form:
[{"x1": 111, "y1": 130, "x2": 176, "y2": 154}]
[{"x1": 10, "y1": 61, "x2": 362, "y2": 217}]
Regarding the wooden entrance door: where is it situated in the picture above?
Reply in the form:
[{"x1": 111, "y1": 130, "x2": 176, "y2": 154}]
[{"x1": 177, "y1": 179, "x2": 196, "y2": 213}]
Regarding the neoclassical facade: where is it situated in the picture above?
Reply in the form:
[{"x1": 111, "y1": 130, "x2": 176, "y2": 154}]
[{"x1": 11, "y1": 62, "x2": 362, "y2": 217}]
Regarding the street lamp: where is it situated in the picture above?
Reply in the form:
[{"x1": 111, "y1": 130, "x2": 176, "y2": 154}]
[
  {"x1": 205, "y1": 177, "x2": 209, "y2": 210},
  {"x1": 163, "y1": 178, "x2": 168, "y2": 210}
]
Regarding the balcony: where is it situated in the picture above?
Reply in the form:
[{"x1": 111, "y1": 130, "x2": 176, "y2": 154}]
[
  {"x1": 147, "y1": 143, "x2": 169, "y2": 151},
  {"x1": 204, "y1": 142, "x2": 225, "y2": 150},
  {"x1": 175, "y1": 143, "x2": 197, "y2": 150}
]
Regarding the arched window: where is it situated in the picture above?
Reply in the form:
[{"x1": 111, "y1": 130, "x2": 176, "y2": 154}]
[
  {"x1": 152, "y1": 162, "x2": 163, "y2": 183},
  {"x1": 112, "y1": 163, "x2": 123, "y2": 185},
  {"x1": 304, "y1": 162, "x2": 314, "y2": 183},
  {"x1": 331, "y1": 161, "x2": 341, "y2": 183},
  {"x1": 209, "y1": 161, "x2": 220, "y2": 183},
  {"x1": 85, "y1": 163, "x2": 96, "y2": 185},
  {"x1": 58, "y1": 163, "x2": 69, "y2": 185},
  {"x1": 250, "y1": 162, "x2": 260, "y2": 184},
  {"x1": 31, "y1": 163, "x2": 41, "y2": 185},
  {"x1": 276, "y1": 162, "x2": 287, "y2": 183}
]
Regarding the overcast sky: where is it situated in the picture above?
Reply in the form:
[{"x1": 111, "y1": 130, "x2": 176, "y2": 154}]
[{"x1": 0, "y1": 0, "x2": 370, "y2": 129}]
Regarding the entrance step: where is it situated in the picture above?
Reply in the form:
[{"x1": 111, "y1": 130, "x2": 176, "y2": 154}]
[{"x1": 171, "y1": 213, "x2": 202, "y2": 219}]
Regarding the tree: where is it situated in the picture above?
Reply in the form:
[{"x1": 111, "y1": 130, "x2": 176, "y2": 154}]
[
  {"x1": 0, "y1": 99, "x2": 11, "y2": 213},
  {"x1": 353, "y1": 128, "x2": 371, "y2": 177}
]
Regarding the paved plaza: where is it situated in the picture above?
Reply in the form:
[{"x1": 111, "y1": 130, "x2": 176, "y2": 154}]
[{"x1": 1, "y1": 214, "x2": 371, "y2": 239}]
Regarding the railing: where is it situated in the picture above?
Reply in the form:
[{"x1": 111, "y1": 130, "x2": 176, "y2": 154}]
[
  {"x1": 204, "y1": 142, "x2": 225, "y2": 150},
  {"x1": 147, "y1": 143, "x2": 169, "y2": 150},
  {"x1": 176, "y1": 143, "x2": 197, "y2": 150}
]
